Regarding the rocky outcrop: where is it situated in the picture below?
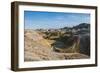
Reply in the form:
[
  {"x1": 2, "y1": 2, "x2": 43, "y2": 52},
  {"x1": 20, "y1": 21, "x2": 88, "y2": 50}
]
[
  {"x1": 24, "y1": 30, "x2": 89, "y2": 61},
  {"x1": 24, "y1": 30, "x2": 64, "y2": 61},
  {"x1": 80, "y1": 34, "x2": 90, "y2": 56}
]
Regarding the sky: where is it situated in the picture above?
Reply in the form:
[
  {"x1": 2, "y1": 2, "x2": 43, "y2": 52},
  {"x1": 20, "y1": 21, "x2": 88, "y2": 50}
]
[{"x1": 24, "y1": 11, "x2": 90, "y2": 29}]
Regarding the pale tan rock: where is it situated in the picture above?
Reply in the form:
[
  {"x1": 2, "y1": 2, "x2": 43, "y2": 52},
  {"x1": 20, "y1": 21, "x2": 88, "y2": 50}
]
[{"x1": 24, "y1": 30, "x2": 89, "y2": 61}]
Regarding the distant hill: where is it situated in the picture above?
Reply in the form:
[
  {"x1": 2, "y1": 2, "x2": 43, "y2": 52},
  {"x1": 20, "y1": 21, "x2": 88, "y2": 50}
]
[
  {"x1": 72, "y1": 23, "x2": 90, "y2": 29},
  {"x1": 60, "y1": 23, "x2": 90, "y2": 30}
]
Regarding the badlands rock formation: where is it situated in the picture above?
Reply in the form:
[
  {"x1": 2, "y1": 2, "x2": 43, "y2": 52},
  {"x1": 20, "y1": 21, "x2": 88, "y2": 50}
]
[{"x1": 24, "y1": 30, "x2": 89, "y2": 61}]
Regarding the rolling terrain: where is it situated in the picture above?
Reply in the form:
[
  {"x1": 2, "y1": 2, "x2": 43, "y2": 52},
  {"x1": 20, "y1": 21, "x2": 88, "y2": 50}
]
[{"x1": 24, "y1": 23, "x2": 90, "y2": 61}]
